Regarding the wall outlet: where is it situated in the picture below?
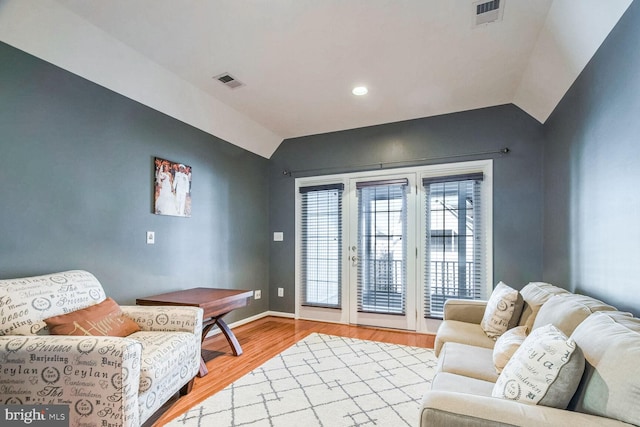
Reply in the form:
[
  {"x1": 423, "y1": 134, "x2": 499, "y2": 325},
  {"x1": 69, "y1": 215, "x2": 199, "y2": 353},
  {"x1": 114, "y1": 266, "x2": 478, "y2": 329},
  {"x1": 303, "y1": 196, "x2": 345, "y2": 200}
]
[
  {"x1": 146, "y1": 231, "x2": 155, "y2": 244},
  {"x1": 277, "y1": 287, "x2": 284, "y2": 297},
  {"x1": 254, "y1": 290, "x2": 261, "y2": 300}
]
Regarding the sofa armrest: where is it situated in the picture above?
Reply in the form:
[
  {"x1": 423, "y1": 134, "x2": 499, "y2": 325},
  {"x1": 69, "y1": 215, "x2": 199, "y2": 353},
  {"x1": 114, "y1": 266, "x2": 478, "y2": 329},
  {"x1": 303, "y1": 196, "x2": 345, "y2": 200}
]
[
  {"x1": 420, "y1": 391, "x2": 633, "y2": 427},
  {"x1": 443, "y1": 299, "x2": 487, "y2": 323},
  {"x1": 121, "y1": 305, "x2": 203, "y2": 335},
  {"x1": 0, "y1": 335, "x2": 142, "y2": 427}
]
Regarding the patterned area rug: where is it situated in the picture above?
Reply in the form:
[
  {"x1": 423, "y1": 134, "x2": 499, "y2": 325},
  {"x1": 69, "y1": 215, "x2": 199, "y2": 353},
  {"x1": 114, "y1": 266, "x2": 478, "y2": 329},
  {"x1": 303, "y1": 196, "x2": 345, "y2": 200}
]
[{"x1": 167, "y1": 333, "x2": 437, "y2": 427}]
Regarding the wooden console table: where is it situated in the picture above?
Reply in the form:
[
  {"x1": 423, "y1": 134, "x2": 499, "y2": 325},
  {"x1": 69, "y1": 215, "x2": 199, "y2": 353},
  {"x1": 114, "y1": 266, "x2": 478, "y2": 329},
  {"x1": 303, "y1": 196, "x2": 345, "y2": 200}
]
[{"x1": 136, "y1": 287, "x2": 253, "y2": 377}]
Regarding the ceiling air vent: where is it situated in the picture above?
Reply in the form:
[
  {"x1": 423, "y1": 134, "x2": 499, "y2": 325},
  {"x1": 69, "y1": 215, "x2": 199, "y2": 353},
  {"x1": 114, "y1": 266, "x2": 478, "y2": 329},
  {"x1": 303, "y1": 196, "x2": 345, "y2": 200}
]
[
  {"x1": 214, "y1": 72, "x2": 244, "y2": 89},
  {"x1": 473, "y1": 0, "x2": 505, "y2": 26}
]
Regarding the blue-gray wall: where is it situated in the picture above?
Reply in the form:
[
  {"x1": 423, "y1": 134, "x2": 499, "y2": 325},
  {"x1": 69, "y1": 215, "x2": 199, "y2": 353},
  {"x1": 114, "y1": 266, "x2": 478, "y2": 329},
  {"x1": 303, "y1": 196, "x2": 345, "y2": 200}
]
[
  {"x1": 269, "y1": 105, "x2": 545, "y2": 313},
  {"x1": 543, "y1": 1, "x2": 640, "y2": 315},
  {"x1": 0, "y1": 42, "x2": 269, "y2": 322},
  {"x1": 3, "y1": 0, "x2": 639, "y2": 321}
]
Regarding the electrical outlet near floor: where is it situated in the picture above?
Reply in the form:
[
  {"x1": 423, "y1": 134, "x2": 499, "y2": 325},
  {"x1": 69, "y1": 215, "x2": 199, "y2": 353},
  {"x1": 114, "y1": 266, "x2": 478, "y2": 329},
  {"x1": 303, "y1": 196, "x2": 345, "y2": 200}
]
[
  {"x1": 254, "y1": 290, "x2": 261, "y2": 300},
  {"x1": 278, "y1": 287, "x2": 284, "y2": 297}
]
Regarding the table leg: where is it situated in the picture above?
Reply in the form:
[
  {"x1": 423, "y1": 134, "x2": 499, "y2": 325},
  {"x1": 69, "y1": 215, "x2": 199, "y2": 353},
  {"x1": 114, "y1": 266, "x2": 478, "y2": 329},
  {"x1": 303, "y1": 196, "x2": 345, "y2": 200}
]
[
  {"x1": 215, "y1": 317, "x2": 243, "y2": 356},
  {"x1": 198, "y1": 358, "x2": 208, "y2": 378},
  {"x1": 197, "y1": 314, "x2": 244, "y2": 377},
  {"x1": 198, "y1": 322, "x2": 216, "y2": 377}
]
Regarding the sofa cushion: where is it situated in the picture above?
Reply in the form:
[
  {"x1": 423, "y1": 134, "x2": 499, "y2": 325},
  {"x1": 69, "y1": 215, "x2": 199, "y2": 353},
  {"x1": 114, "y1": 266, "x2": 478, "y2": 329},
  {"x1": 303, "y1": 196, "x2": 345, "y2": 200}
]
[
  {"x1": 431, "y1": 372, "x2": 494, "y2": 397},
  {"x1": 481, "y1": 282, "x2": 524, "y2": 339},
  {"x1": 518, "y1": 282, "x2": 569, "y2": 329},
  {"x1": 492, "y1": 324, "x2": 584, "y2": 408},
  {"x1": 44, "y1": 297, "x2": 140, "y2": 337},
  {"x1": 0, "y1": 270, "x2": 106, "y2": 335},
  {"x1": 532, "y1": 293, "x2": 617, "y2": 337},
  {"x1": 438, "y1": 342, "x2": 499, "y2": 383},
  {"x1": 434, "y1": 320, "x2": 496, "y2": 356},
  {"x1": 421, "y1": 390, "x2": 634, "y2": 427},
  {"x1": 493, "y1": 325, "x2": 528, "y2": 374},
  {"x1": 570, "y1": 311, "x2": 640, "y2": 425}
]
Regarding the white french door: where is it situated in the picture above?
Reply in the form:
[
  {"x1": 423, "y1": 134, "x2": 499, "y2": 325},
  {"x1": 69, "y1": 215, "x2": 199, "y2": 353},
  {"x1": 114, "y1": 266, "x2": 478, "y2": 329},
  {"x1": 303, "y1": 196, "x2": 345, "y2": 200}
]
[
  {"x1": 348, "y1": 174, "x2": 417, "y2": 330},
  {"x1": 295, "y1": 160, "x2": 492, "y2": 333}
]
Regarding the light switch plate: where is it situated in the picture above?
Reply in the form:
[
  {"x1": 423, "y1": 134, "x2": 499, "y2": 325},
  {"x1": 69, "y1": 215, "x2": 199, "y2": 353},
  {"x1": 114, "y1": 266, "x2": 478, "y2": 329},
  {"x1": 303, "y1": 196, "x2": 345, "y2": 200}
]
[
  {"x1": 146, "y1": 231, "x2": 155, "y2": 244},
  {"x1": 273, "y1": 232, "x2": 284, "y2": 242}
]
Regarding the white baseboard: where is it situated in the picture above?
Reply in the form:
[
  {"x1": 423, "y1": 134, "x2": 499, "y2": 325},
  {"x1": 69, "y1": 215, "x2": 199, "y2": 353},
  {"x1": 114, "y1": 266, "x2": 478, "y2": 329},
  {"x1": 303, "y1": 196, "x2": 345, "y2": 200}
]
[
  {"x1": 264, "y1": 310, "x2": 295, "y2": 319},
  {"x1": 204, "y1": 310, "x2": 295, "y2": 338},
  {"x1": 204, "y1": 311, "x2": 435, "y2": 339},
  {"x1": 296, "y1": 315, "x2": 346, "y2": 325}
]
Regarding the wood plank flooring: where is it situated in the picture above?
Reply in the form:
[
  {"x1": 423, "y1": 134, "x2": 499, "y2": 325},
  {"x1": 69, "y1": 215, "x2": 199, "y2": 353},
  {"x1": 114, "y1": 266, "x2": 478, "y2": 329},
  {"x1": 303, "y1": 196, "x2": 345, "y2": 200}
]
[{"x1": 152, "y1": 315, "x2": 435, "y2": 426}]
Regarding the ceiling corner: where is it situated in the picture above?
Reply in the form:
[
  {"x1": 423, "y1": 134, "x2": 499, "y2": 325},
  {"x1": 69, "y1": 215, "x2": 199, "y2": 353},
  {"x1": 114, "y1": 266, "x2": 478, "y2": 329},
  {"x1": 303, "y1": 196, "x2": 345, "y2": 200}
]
[{"x1": 513, "y1": 0, "x2": 634, "y2": 124}]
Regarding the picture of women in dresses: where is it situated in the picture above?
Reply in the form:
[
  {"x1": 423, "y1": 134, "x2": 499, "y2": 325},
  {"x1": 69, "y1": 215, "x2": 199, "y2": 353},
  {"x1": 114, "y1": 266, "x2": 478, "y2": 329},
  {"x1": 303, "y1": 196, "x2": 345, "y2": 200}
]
[{"x1": 154, "y1": 157, "x2": 192, "y2": 217}]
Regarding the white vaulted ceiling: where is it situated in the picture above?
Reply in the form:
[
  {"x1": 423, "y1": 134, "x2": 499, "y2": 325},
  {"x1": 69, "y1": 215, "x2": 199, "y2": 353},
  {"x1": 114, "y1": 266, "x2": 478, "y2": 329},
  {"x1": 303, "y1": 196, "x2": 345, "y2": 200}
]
[{"x1": 0, "y1": 0, "x2": 633, "y2": 158}]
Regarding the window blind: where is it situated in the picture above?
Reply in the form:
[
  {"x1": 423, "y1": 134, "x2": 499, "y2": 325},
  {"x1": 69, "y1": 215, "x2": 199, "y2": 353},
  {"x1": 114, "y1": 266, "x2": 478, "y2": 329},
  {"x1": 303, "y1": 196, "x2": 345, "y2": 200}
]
[
  {"x1": 356, "y1": 180, "x2": 408, "y2": 315},
  {"x1": 424, "y1": 175, "x2": 484, "y2": 318},
  {"x1": 299, "y1": 183, "x2": 344, "y2": 308}
]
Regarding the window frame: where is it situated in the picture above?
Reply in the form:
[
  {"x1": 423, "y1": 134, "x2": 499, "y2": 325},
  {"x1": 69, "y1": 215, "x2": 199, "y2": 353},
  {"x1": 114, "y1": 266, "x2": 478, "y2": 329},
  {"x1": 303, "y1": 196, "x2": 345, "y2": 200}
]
[
  {"x1": 417, "y1": 160, "x2": 493, "y2": 333},
  {"x1": 295, "y1": 177, "x2": 350, "y2": 324}
]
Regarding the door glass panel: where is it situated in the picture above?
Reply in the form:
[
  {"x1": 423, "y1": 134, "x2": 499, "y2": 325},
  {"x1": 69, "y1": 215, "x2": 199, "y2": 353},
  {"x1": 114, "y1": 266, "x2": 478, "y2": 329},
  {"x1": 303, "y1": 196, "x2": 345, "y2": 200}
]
[
  {"x1": 357, "y1": 183, "x2": 407, "y2": 315},
  {"x1": 300, "y1": 185, "x2": 343, "y2": 308},
  {"x1": 425, "y1": 179, "x2": 483, "y2": 318}
]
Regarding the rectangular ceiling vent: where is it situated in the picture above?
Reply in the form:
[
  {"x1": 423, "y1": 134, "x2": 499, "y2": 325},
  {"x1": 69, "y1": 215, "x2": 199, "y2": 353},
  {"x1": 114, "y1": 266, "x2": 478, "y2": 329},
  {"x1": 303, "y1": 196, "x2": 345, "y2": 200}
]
[
  {"x1": 473, "y1": 0, "x2": 505, "y2": 26},
  {"x1": 214, "y1": 72, "x2": 244, "y2": 89}
]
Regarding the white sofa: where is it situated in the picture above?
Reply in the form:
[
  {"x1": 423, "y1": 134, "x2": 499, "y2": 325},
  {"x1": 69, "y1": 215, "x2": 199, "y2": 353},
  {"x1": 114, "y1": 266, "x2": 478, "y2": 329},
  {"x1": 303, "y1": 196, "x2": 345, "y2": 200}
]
[
  {"x1": 421, "y1": 282, "x2": 640, "y2": 426},
  {"x1": 0, "y1": 270, "x2": 203, "y2": 427}
]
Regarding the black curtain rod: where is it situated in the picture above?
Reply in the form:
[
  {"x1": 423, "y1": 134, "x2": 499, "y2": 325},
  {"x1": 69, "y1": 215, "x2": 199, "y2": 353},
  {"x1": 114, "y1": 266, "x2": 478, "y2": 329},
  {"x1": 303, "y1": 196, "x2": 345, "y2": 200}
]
[{"x1": 282, "y1": 147, "x2": 509, "y2": 177}]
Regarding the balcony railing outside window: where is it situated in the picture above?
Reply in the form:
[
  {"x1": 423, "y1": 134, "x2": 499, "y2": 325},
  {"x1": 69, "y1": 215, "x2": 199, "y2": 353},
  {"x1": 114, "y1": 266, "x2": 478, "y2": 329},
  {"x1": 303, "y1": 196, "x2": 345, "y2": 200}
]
[
  {"x1": 430, "y1": 260, "x2": 476, "y2": 299},
  {"x1": 361, "y1": 259, "x2": 474, "y2": 299}
]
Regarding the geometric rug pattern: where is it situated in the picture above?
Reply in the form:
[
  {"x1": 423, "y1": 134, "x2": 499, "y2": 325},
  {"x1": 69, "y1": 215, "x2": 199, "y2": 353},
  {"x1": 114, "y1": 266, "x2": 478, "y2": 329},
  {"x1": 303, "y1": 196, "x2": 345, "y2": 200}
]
[{"x1": 167, "y1": 333, "x2": 438, "y2": 427}]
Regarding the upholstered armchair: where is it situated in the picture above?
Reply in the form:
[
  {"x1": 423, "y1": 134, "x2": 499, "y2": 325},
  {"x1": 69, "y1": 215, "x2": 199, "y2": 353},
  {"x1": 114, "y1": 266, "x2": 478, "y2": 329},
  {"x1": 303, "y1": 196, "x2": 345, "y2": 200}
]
[{"x1": 0, "y1": 270, "x2": 203, "y2": 427}]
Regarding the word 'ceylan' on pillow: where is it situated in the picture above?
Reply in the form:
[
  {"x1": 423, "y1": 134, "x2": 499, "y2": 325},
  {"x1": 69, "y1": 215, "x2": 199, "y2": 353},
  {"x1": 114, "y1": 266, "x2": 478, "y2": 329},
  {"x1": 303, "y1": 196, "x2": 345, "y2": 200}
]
[
  {"x1": 44, "y1": 297, "x2": 140, "y2": 337},
  {"x1": 492, "y1": 323, "x2": 585, "y2": 409},
  {"x1": 481, "y1": 282, "x2": 524, "y2": 339},
  {"x1": 493, "y1": 325, "x2": 528, "y2": 374}
]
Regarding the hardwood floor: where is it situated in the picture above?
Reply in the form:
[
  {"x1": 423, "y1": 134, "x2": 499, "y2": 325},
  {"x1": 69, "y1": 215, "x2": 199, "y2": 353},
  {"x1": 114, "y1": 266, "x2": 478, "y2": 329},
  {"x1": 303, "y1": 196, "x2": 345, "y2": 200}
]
[{"x1": 152, "y1": 315, "x2": 435, "y2": 426}]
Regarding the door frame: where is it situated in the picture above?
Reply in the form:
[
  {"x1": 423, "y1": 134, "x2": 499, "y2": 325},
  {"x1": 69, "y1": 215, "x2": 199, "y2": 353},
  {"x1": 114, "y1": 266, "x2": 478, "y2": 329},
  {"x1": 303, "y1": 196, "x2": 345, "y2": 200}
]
[
  {"x1": 294, "y1": 159, "x2": 493, "y2": 332},
  {"x1": 347, "y1": 172, "x2": 417, "y2": 330}
]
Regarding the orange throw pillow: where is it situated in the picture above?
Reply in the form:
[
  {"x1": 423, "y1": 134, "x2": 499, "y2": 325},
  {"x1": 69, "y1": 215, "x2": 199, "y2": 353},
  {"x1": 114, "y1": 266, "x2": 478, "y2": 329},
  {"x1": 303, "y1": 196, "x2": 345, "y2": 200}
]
[{"x1": 45, "y1": 297, "x2": 140, "y2": 337}]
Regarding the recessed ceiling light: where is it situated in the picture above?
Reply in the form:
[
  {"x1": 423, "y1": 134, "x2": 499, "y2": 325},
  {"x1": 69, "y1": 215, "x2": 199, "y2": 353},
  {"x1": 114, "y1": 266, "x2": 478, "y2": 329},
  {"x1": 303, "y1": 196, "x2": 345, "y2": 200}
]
[{"x1": 352, "y1": 86, "x2": 368, "y2": 96}]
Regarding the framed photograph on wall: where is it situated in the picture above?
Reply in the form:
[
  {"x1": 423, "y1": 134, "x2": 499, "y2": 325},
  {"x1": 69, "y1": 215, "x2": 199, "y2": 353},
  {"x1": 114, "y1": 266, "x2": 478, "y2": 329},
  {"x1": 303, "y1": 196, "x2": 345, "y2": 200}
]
[{"x1": 154, "y1": 157, "x2": 192, "y2": 217}]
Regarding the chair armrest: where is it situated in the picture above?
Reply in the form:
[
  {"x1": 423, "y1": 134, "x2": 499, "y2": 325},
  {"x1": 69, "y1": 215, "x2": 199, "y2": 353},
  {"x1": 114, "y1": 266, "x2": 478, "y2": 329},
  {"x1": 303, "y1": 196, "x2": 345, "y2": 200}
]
[
  {"x1": 420, "y1": 391, "x2": 633, "y2": 427},
  {"x1": 120, "y1": 305, "x2": 203, "y2": 335},
  {"x1": 0, "y1": 335, "x2": 142, "y2": 427},
  {"x1": 443, "y1": 299, "x2": 488, "y2": 323}
]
